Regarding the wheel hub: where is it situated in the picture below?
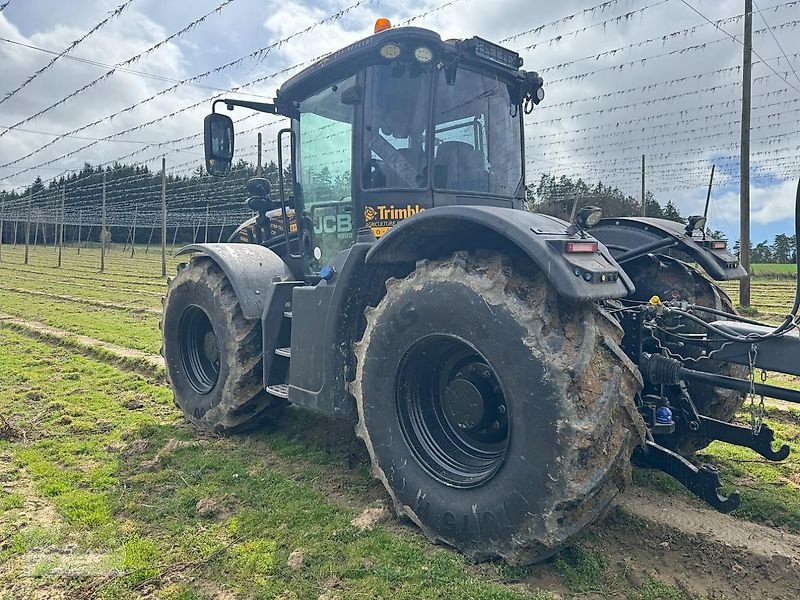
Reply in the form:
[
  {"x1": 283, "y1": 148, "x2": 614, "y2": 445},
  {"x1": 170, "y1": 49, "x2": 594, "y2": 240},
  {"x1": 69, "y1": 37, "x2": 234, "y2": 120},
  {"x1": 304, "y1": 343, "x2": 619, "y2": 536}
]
[
  {"x1": 178, "y1": 305, "x2": 220, "y2": 395},
  {"x1": 397, "y1": 335, "x2": 510, "y2": 488}
]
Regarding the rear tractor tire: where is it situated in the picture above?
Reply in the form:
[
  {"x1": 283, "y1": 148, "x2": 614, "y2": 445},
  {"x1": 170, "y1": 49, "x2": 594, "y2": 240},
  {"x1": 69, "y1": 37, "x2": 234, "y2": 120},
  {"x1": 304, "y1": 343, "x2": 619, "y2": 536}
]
[
  {"x1": 161, "y1": 256, "x2": 284, "y2": 433},
  {"x1": 626, "y1": 255, "x2": 748, "y2": 455},
  {"x1": 352, "y1": 251, "x2": 645, "y2": 564}
]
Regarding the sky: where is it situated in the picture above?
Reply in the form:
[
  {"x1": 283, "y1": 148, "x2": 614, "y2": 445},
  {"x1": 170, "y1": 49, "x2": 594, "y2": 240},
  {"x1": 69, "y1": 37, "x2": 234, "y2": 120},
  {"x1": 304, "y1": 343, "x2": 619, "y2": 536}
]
[{"x1": 0, "y1": 0, "x2": 798, "y2": 243}]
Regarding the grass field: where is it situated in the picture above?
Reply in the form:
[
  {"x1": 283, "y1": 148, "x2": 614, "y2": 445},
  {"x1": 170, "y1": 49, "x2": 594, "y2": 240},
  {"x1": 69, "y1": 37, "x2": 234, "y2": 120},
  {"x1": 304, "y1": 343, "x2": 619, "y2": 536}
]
[
  {"x1": 751, "y1": 263, "x2": 797, "y2": 277},
  {"x1": 1, "y1": 243, "x2": 799, "y2": 599}
]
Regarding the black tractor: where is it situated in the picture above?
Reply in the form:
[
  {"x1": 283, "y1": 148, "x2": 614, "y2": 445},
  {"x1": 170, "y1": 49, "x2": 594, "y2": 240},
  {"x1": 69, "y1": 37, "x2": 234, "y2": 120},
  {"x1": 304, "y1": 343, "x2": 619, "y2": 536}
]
[{"x1": 162, "y1": 21, "x2": 800, "y2": 564}]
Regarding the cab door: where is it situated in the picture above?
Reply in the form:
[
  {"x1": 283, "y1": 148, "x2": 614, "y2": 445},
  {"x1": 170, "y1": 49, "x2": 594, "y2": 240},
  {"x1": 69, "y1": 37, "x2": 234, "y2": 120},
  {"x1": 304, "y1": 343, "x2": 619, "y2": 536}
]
[{"x1": 295, "y1": 75, "x2": 358, "y2": 274}]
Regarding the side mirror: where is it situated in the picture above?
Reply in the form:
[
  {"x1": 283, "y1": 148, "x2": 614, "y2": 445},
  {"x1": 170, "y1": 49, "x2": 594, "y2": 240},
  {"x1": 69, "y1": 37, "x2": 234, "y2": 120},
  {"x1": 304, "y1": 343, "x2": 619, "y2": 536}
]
[{"x1": 204, "y1": 113, "x2": 234, "y2": 177}]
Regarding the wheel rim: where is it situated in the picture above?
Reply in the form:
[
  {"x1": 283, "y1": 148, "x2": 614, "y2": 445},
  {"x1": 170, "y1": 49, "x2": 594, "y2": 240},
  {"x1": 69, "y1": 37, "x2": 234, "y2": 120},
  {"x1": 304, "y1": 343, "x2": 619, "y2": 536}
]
[
  {"x1": 396, "y1": 334, "x2": 510, "y2": 488},
  {"x1": 179, "y1": 305, "x2": 220, "y2": 394}
]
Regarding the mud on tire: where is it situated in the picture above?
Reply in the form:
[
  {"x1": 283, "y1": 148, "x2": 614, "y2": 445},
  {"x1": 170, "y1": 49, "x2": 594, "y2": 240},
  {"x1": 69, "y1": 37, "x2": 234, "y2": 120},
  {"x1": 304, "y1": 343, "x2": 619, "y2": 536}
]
[
  {"x1": 626, "y1": 255, "x2": 748, "y2": 455},
  {"x1": 352, "y1": 251, "x2": 645, "y2": 565},
  {"x1": 161, "y1": 256, "x2": 284, "y2": 433}
]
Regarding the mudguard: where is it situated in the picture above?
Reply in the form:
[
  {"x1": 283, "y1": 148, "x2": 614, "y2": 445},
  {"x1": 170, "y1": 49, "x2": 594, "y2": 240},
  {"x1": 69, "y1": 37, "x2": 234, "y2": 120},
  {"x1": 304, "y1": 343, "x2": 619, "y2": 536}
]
[
  {"x1": 175, "y1": 243, "x2": 294, "y2": 320},
  {"x1": 364, "y1": 206, "x2": 635, "y2": 301},
  {"x1": 590, "y1": 217, "x2": 747, "y2": 281}
]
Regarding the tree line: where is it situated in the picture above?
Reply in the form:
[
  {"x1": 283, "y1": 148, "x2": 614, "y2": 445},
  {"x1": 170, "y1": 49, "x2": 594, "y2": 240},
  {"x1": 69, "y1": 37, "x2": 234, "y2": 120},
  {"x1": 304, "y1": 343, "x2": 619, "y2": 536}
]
[
  {"x1": 0, "y1": 166, "x2": 794, "y2": 265},
  {"x1": 528, "y1": 174, "x2": 796, "y2": 265}
]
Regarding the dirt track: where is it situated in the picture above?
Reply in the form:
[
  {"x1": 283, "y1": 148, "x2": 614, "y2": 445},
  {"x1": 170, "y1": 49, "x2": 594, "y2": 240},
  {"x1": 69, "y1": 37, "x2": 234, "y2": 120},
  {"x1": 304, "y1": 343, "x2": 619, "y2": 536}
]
[{"x1": 605, "y1": 487, "x2": 800, "y2": 599}]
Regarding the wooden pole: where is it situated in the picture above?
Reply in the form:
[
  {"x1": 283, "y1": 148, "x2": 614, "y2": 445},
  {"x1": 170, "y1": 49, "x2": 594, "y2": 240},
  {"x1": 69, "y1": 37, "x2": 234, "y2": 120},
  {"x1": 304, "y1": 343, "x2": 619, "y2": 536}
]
[
  {"x1": 24, "y1": 190, "x2": 31, "y2": 264},
  {"x1": 641, "y1": 154, "x2": 646, "y2": 217},
  {"x1": 77, "y1": 209, "x2": 82, "y2": 254},
  {"x1": 12, "y1": 219, "x2": 18, "y2": 248},
  {"x1": 84, "y1": 224, "x2": 92, "y2": 249},
  {"x1": 739, "y1": 0, "x2": 753, "y2": 307},
  {"x1": 101, "y1": 171, "x2": 107, "y2": 272},
  {"x1": 170, "y1": 225, "x2": 179, "y2": 255},
  {"x1": 57, "y1": 185, "x2": 64, "y2": 267},
  {"x1": 217, "y1": 219, "x2": 225, "y2": 243},
  {"x1": 52, "y1": 196, "x2": 58, "y2": 250},
  {"x1": 130, "y1": 204, "x2": 138, "y2": 258},
  {"x1": 204, "y1": 203, "x2": 210, "y2": 243},
  {"x1": 145, "y1": 223, "x2": 156, "y2": 253},
  {"x1": 0, "y1": 197, "x2": 5, "y2": 262},
  {"x1": 34, "y1": 211, "x2": 40, "y2": 249},
  {"x1": 703, "y1": 164, "x2": 716, "y2": 222},
  {"x1": 257, "y1": 132, "x2": 263, "y2": 177},
  {"x1": 161, "y1": 156, "x2": 167, "y2": 276}
]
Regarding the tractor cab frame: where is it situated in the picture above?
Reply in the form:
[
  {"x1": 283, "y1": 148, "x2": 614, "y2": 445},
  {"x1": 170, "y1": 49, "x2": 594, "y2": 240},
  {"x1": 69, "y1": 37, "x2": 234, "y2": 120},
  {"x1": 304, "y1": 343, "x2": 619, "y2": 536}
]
[{"x1": 205, "y1": 27, "x2": 544, "y2": 277}]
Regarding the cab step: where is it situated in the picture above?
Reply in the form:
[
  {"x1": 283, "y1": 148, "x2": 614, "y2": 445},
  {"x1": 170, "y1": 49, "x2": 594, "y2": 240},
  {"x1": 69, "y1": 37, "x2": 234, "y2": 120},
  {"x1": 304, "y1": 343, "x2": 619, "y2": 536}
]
[
  {"x1": 266, "y1": 383, "x2": 289, "y2": 399},
  {"x1": 275, "y1": 347, "x2": 291, "y2": 358}
]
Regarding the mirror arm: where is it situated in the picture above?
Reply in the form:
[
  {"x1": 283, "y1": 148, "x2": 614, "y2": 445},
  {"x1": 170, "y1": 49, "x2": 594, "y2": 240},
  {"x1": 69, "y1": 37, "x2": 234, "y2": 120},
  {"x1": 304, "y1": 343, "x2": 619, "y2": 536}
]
[{"x1": 212, "y1": 98, "x2": 279, "y2": 114}]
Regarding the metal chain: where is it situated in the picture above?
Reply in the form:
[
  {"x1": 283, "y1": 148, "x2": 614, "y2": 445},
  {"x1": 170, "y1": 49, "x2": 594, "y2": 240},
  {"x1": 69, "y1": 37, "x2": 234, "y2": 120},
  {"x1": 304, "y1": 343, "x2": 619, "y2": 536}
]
[{"x1": 747, "y1": 344, "x2": 766, "y2": 435}]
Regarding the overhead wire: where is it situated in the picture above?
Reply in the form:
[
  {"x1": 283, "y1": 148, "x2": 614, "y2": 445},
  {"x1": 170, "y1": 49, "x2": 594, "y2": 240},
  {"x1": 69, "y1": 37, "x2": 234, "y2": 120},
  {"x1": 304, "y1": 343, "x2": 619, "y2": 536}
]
[
  {"x1": 0, "y1": 0, "x2": 135, "y2": 106},
  {"x1": 753, "y1": 0, "x2": 800, "y2": 86}
]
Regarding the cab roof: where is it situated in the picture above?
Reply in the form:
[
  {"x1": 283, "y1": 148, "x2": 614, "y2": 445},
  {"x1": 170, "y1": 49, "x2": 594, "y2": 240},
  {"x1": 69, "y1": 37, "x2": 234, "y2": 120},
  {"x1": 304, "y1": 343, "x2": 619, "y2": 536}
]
[{"x1": 275, "y1": 26, "x2": 524, "y2": 108}]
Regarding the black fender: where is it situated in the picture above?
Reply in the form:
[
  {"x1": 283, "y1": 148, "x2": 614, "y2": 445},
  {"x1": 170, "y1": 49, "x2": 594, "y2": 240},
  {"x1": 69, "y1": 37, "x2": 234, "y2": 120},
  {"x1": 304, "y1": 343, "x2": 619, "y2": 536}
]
[
  {"x1": 590, "y1": 217, "x2": 747, "y2": 281},
  {"x1": 175, "y1": 243, "x2": 294, "y2": 320},
  {"x1": 364, "y1": 206, "x2": 634, "y2": 301}
]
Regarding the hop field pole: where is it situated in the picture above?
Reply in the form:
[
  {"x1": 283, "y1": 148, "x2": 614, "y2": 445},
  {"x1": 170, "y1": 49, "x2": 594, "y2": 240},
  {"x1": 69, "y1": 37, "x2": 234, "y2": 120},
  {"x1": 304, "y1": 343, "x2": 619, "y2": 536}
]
[
  {"x1": 204, "y1": 203, "x2": 210, "y2": 243},
  {"x1": 257, "y1": 132, "x2": 263, "y2": 177},
  {"x1": 57, "y1": 184, "x2": 64, "y2": 268},
  {"x1": 76, "y1": 210, "x2": 82, "y2": 255},
  {"x1": 145, "y1": 223, "x2": 155, "y2": 253},
  {"x1": 703, "y1": 164, "x2": 716, "y2": 221},
  {"x1": 101, "y1": 171, "x2": 107, "y2": 272},
  {"x1": 170, "y1": 225, "x2": 179, "y2": 255},
  {"x1": 641, "y1": 154, "x2": 646, "y2": 217},
  {"x1": 0, "y1": 196, "x2": 5, "y2": 262},
  {"x1": 53, "y1": 197, "x2": 59, "y2": 251},
  {"x1": 130, "y1": 204, "x2": 138, "y2": 258},
  {"x1": 739, "y1": 0, "x2": 753, "y2": 307},
  {"x1": 161, "y1": 156, "x2": 167, "y2": 276},
  {"x1": 33, "y1": 210, "x2": 40, "y2": 249},
  {"x1": 217, "y1": 219, "x2": 225, "y2": 242},
  {"x1": 12, "y1": 219, "x2": 18, "y2": 248},
  {"x1": 24, "y1": 190, "x2": 31, "y2": 265}
]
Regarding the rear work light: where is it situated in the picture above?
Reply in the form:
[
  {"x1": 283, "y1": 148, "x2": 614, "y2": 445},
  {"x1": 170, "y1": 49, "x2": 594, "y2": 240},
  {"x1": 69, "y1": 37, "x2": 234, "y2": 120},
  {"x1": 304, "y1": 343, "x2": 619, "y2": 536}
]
[
  {"x1": 565, "y1": 241, "x2": 598, "y2": 253},
  {"x1": 711, "y1": 240, "x2": 727, "y2": 250}
]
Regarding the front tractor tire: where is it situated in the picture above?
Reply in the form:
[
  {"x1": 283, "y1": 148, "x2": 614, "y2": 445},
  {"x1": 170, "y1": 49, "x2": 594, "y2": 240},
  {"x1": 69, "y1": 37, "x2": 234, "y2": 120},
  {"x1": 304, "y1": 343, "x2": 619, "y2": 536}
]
[
  {"x1": 161, "y1": 256, "x2": 283, "y2": 433},
  {"x1": 352, "y1": 251, "x2": 645, "y2": 565}
]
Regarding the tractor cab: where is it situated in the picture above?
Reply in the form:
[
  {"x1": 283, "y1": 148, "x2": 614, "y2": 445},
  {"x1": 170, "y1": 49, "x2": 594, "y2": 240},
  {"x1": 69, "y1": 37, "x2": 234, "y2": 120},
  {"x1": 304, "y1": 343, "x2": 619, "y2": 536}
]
[{"x1": 204, "y1": 22, "x2": 544, "y2": 275}]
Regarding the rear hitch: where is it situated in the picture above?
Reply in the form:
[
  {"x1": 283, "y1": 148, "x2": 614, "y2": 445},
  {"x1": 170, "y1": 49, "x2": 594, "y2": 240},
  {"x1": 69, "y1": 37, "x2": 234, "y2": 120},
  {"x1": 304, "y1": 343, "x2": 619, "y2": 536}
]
[
  {"x1": 694, "y1": 415, "x2": 790, "y2": 462},
  {"x1": 633, "y1": 440, "x2": 741, "y2": 513}
]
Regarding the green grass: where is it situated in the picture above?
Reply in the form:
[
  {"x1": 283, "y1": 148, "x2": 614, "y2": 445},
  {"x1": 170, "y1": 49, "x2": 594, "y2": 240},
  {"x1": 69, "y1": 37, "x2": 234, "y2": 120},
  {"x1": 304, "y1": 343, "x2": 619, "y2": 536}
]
[
  {"x1": 0, "y1": 328, "x2": 556, "y2": 598},
  {"x1": 0, "y1": 242, "x2": 790, "y2": 598},
  {"x1": 0, "y1": 287, "x2": 162, "y2": 353},
  {"x1": 750, "y1": 263, "x2": 797, "y2": 277},
  {"x1": 0, "y1": 326, "x2": 701, "y2": 599}
]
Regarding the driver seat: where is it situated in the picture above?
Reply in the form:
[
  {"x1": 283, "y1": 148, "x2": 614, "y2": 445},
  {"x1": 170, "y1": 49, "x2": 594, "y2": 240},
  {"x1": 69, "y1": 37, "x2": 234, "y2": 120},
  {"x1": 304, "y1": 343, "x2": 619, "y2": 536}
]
[{"x1": 433, "y1": 142, "x2": 488, "y2": 192}]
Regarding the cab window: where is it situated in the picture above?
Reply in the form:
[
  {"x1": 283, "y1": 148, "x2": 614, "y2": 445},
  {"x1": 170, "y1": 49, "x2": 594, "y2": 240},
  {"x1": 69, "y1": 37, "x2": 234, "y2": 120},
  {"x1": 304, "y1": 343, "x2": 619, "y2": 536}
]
[
  {"x1": 297, "y1": 75, "x2": 356, "y2": 271},
  {"x1": 433, "y1": 69, "x2": 522, "y2": 196}
]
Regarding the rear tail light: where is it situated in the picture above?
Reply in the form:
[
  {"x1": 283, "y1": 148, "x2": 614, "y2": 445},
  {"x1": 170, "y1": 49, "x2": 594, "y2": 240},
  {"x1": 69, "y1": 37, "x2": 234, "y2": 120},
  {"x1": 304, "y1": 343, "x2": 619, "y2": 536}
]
[
  {"x1": 711, "y1": 240, "x2": 727, "y2": 250},
  {"x1": 565, "y1": 241, "x2": 598, "y2": 253}
]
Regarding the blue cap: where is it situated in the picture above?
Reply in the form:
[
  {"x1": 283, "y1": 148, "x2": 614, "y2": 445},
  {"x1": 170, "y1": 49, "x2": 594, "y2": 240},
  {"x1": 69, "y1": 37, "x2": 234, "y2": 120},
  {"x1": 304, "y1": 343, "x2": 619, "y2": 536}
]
[
  {"x1": 319, "y1": 265, "x2": 335, "y2": 281},
  {"x1": 655, "y1": 406, "x2": 674, "y2": 425}
]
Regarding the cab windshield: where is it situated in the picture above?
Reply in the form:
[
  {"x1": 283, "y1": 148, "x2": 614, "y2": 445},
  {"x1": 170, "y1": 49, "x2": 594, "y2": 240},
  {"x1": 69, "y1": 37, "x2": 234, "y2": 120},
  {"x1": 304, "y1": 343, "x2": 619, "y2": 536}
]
[{"x1": 362, "y1": 62, "x2": 522, "y2": 196}]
